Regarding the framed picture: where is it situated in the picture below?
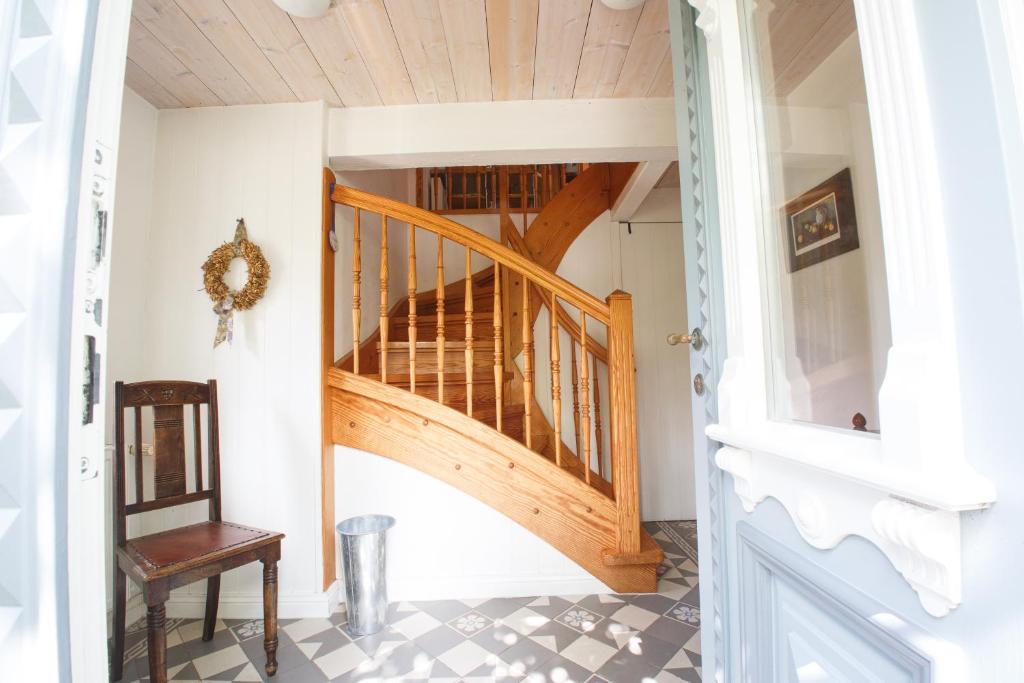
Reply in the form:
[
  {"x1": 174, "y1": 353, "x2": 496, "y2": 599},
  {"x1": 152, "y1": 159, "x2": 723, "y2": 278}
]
[{"x1": 783, "y1": 167, "x2": 859, "y2": 272}]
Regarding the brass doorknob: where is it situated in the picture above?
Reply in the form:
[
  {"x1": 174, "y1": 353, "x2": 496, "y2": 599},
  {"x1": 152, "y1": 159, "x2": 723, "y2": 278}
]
[{"x1": 667, "y1": 327, "x2": 704, "y2": 351}]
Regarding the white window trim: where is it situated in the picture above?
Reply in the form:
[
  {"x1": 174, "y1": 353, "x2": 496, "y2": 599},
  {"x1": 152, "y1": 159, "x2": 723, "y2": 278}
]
[{"x1": 689, "y1": 0, "x2": 996, "y2": 617}]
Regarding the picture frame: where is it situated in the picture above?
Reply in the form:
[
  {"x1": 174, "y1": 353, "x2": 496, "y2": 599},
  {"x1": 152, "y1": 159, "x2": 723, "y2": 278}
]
[{"x1": 783, "y1": 167, "x2": 859, "y2": 272}]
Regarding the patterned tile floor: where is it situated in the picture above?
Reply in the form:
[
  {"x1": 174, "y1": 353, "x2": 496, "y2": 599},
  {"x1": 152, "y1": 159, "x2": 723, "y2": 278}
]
[{"x1": 117, "y1": 521, "x2": 700, "y2": 682}]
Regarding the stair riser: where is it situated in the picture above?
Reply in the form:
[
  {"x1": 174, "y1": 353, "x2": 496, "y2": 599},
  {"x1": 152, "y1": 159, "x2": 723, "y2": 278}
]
[
  {"x1": 413, "y1": 290, "x2": 494, "y2": 316},
  {"x1": 382, "y1": 348, "x2": 499, "y2": 375},
  {"x1": 388, "y1": 320, "x2": 495, "y2": 341}
]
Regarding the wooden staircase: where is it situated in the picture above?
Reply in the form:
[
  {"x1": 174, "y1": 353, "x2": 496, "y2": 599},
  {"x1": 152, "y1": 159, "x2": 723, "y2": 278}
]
[{"x1": 321, "y1": 168, "x2": 661, "y2": 593}]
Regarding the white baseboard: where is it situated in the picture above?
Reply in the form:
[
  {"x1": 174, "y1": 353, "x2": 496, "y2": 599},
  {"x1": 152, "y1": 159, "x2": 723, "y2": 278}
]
[
  {"x1": 155, "y1": 575, "x2": 607, "y2": 620},
  {"x1": 165, "y1": 581, "x2": 341, "y2": 620}
]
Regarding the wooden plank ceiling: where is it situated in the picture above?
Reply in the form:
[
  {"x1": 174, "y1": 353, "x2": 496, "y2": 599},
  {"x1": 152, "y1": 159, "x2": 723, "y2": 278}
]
[{"x1": 125, "y1": 0, "x2": 673, "y2": 109}]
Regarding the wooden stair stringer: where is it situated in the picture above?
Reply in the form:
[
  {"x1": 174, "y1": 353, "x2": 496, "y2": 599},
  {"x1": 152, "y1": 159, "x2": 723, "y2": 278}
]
[{"x1": 327, "y1": 369, "x2": 657, "y2": 592}]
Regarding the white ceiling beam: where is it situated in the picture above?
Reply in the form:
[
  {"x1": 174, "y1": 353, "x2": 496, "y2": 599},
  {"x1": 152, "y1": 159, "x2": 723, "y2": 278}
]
[
  {"x1": 327, "y1": 97, "x2": 678, "y2": 170},
  {"x1": 609, "y1": 160, "x2": 672, "y2": 221}
]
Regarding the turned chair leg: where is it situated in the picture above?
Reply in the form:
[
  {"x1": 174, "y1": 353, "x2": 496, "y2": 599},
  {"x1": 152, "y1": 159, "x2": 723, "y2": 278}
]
[
  {"x1": 145, "y1": 602, "x2": 168, "y2": 683},
  {"x1": 203, "y1": 575, "x2": 221, "y2": 641},
  {"x1": 262, "y1": 559, "x2": 279, "y2": 677},
  {"x1": 109, "y1": 568, "x2": 127, "y2": 682}
]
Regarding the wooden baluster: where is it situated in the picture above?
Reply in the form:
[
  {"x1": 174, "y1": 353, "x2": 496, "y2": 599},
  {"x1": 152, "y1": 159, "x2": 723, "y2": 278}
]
[
  {"x1": 520, "y1": 169, "x2": 528, "y2": 215},
  {"x1": 379, "y1": 215, "x2": 389, "y2": 383},
  {"x1": 493, "y1": 263, "x2": 504, "y2": 432},
  {"x1": 464, "y1": 247, "x2": 474, "y2": 417},
  {"x1": 436, "y1": 236, "x2": 445, "y2": 404},
  {"x1": 571, "y1": 339, "x2": 581, "y2": 454},
  {"x1": 352, "y1": 208, "x2": 361, "y2": 374},
  {"x1": 522, "y1": 282, "x2": 533, "y2": 449},
  {"x1": 408, "y1": 225, "x2": 417, "y2": 393},
  {"x1": 580, "y1": 314, "x2": 592, "y2": 485},
  {"x1": 593, "y1": 354, "x2": 604, "y2": 481},
  {"x1": 550, "y1": 291, "x2": 562, "y2": 467}
]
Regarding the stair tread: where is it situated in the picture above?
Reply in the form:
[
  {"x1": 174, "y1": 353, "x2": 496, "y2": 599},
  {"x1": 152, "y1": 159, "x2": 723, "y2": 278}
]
[
  {"x1": 362, "y1": 371, "x2": 514, "y2": 384},
  {"x1": 378, "y1": 340, "x2": 495, "y2": 349}
]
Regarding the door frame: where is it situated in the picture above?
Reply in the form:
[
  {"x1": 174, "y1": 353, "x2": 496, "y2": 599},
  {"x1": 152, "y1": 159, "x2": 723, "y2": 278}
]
[{"x1": 668, "y1": 1, "x2": 730, "y2": 679}]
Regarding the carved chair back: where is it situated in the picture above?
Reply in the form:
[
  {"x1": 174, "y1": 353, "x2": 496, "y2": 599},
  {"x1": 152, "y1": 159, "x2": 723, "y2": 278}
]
[{"x1": 113, "y1": 380, "x2": 222, "y2": 548}]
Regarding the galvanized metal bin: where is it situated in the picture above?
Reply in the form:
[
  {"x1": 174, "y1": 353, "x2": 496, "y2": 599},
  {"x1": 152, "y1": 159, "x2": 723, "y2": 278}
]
[{"x1": 336, "y1": 514, "x2": 395, "y2": 636}]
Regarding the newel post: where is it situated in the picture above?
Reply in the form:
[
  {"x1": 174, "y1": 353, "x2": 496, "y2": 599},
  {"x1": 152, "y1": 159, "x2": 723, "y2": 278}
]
[{"x1": 607, "y1": 290, "x2": 640, "y2": 554}]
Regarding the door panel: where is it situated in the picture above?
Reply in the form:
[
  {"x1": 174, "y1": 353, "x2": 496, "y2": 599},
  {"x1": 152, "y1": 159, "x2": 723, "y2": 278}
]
[{"x1": 617, "y1": 219, "x2": 695, "y2": 521}]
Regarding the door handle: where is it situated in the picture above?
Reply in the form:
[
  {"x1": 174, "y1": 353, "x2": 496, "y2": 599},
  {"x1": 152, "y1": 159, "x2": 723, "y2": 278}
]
[{"x1": 667, "y1": 327, "x2": 704, "y2": 351}]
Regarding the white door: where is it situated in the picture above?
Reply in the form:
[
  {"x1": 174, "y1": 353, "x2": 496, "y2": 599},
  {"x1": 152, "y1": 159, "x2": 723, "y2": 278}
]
[
  {"x1": 67, "y1": 3, "x2": 133, "y2": 680},
  {"x1": 0, "y1": 0, "x2": 99, "y2": 679},
  {"x1": 671, "y1": 1, "x2": 1000, "y2": 681},
  {"x1": 617, "y1": 217, "x2": 696, "y2": 521}
]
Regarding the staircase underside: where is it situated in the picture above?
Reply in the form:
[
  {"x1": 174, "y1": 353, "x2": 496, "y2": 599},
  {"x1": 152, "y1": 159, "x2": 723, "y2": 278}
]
[{"x1": 328, "y1": 369, "x2": 659, "y2": 593}]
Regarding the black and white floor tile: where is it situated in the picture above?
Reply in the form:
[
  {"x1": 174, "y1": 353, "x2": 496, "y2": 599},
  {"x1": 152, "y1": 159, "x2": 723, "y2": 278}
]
[{"x1": 117, "y1": 521, "x2": 700, "y2": 682}]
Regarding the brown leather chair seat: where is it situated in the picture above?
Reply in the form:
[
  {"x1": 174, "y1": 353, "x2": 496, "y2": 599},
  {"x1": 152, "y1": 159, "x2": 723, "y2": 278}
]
[{"x1": 124, "y1": 521, "x2": 279, "y2": 574}]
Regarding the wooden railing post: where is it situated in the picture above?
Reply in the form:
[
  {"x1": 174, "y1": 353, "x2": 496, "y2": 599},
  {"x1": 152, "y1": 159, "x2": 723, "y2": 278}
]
[
  {"x1": 522, "y1": 281, "x2": 533, "y2": 449},
  {"x1": 436, "y1": 235, "x2": 446, "y2": 403},
  {"x1": 593, "y1": 354, "x2": 604, "y2": 481},
  {"x1": 493, "y1": 263, "x2": 504, "y2": 432},
  {"x1": 352, "y1": 208, "x2": 361, "y2": 374},
  {"x1": 550, "y1": 291, "x2": 562, "y2": 467},
  {"x1": 408, "y1": 225, "x2": 417, "y2": 392},
  {"x1": 607, "y1": 290, "x2": 640, "y2": 554},
  {"x1": 379, "y1": 215, "x2": 389, "y2": 383},
  {"x1": 464, "y1": 247, "x2": 474, "y2": 417},
  {"x1": 579, "y1": 313, "x2": 591, "y2": 485}
]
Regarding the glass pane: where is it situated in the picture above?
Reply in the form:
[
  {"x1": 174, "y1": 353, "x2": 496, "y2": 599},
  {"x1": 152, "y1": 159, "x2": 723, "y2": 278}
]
[{"x1": 743, "y1": 0, "x2": 892, "y2": 433}]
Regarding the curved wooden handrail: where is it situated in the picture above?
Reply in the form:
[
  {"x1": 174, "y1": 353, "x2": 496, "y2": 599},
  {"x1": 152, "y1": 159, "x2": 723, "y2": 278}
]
[
  {"x1": 332, "y1": 184, "x2": 611, "y2": 324},
  {"x1": 505, "y1": 220, "x2": 609, "y2": 362}
]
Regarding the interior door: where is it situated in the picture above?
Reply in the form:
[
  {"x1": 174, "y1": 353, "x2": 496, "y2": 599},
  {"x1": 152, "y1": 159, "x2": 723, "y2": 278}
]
[{"x1": 617, "y1": 218, "x2": 696, "y2": 521}]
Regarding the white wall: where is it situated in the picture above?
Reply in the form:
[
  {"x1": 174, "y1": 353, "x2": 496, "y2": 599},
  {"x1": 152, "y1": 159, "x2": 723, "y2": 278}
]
[
  {"x1": 105, "y1": 87, "x2": 159, "y2": 613},
  {"x1": 107, "y1": 99, "x2": 330, "y2": 617},
  {"x1": 334, "y1": 448, "x2": 608, "y2": 599}
]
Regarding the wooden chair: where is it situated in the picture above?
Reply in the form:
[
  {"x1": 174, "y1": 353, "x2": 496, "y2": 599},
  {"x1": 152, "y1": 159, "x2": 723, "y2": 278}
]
[{"x1": 110, "y1": 380, "x2": 284, "y2": 682}]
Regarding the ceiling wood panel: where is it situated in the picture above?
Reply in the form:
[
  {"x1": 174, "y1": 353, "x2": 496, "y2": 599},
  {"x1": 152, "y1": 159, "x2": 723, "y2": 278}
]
[
  {"x1": 438, "y1": 0, "x2": 492, "y2": 102},
  {"x1": 174, "y1": 0, "x2": 297, "y2": 104},
  {"x1": 291, "y1": 4, "x2": 383, "y2": 106},
  {"x1": 574, "y1": 0, "x2": 642, "y2": 99},
  {"x1": 486, "y1": 0, "x2": 539, "y2": 101},
  {"x1": 127, "y1": 17, "x2": 223, "y2": 107},
  {"x1": 340, "y1": 0, "x2": 418, "y2": 105},
  {"x1": 125, "y1": 58, "x2": 184, "y2": 109},
  {"x1": 533, "y1": 0, "x2": 591, "y2": 100},
  {"x1": 384, "y1": 0, "x2": 459, "y2": 104},
  {"x1": 647, "y1": 48, "x2": 674, "y2": 97},
  {"x1": 125, "y1": 0, "x2": 679, "y2": 110},
  {"x1": 768, "y1": 1, "x2": 857, "y2": 96},
  {"x1": 613, "y1": 0, "x2": 670, "y2": 97},
  {"x1": 132, "y1": 0, "x2": 260, "y2": 105},
  {"x1": 222, "y1": 0, "x2": 343, "y2": 106}
]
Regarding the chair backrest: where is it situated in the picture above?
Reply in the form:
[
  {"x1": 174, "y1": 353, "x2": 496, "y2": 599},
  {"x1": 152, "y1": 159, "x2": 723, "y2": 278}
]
[{"x1": 113, "y1": 380, "x2": 222, "y2": 546}]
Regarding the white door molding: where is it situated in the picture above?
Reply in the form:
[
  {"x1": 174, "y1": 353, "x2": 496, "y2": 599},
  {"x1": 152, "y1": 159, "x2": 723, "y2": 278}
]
[{"x1": 689, "y1": 0, "x2": 996, "y2": 616}]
